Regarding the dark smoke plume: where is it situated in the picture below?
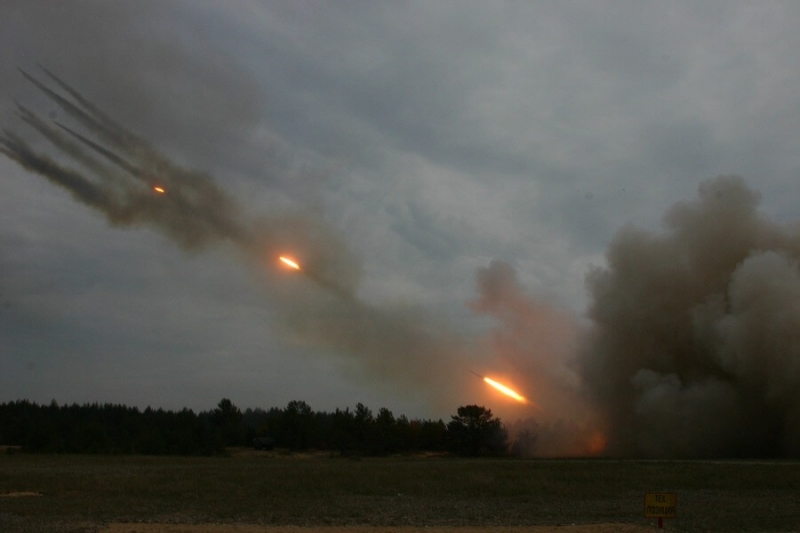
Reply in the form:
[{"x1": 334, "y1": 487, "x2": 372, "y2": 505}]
[{"x1": 581, "y1": 176, "x2": 800, "y2": 457}]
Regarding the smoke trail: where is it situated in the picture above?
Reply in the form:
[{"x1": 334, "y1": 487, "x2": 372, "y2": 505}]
[
  {"x1": 581, "y1": 176, "x2": 800, "y2": 457},
  {"x1": 2, "y1": 67, "x2": 470, "y2": 409},
  {"x1": 3, "y1": 69, "x2": 251, "y2": 250},
  {"x1": 1, "y1": 128, "x2": 116, "y2": 212}
]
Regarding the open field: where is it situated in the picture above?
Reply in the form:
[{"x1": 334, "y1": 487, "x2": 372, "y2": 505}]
[{"x1": 1, "y1": 450, "x2": 798, "y2": 533}]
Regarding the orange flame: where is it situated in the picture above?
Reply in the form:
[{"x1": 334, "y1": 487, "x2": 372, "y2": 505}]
[
  {"x1": 153, "y1": 186, "x2": 166, "y2": 194},
  {"x1": 586, "y1": 431, "x2": 607, "y2": 455},
  {"x1": 279, "y1": 256, "x2": 301, "y2": 270},
  {"x1": 484, "y1": 377, "x2": 527, "y2": 403}
]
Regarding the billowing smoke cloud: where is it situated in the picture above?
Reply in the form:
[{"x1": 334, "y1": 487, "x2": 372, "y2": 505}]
[
  {"x1": 581, "y1": 176, "x2": 800, "y2": 457},
  {"x1": 1, "y1": 67, "x2": 469, "y2": 409}
]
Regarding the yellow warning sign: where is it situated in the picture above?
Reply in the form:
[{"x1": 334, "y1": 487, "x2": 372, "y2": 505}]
[{"x1": 644, "y1": 492, "x2": 677, "y2": 518}]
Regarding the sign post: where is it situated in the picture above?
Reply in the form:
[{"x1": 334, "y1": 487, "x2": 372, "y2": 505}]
[{"x1": 644, "y1": 492, "x2": 677, "y2": 529}]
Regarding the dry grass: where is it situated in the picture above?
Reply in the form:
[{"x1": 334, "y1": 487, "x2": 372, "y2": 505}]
[{"x1": 0, "y1": 452, "x2": 798, "y2": 533}]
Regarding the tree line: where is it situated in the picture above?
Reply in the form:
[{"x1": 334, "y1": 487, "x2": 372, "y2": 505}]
[{"x1": 0, "y1": 399, "x2": 512, "y2": 457}]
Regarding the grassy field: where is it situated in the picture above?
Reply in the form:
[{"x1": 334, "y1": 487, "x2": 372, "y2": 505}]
[{"x1": 1, "y1": 450, "x2": 798, "y2": 532}]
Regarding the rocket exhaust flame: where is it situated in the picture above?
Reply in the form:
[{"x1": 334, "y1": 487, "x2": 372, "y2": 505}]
[
  {"x1": 483, "y1": 376, "x2": 527, "y2": 403},
  {"x1": 279, "y1": 256, "x2": 301, "y2": 270},
  {"x1": 469, "y1": 370, "x2": 531, "y2": 405},
  {"x1": 153, "y1": 186, "x2": 166, "y2": 194}
]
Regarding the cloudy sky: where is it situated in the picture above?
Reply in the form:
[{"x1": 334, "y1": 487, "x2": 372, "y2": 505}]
[{"x1": 2, "y1": 1, "x2": 799, "y2": 431}]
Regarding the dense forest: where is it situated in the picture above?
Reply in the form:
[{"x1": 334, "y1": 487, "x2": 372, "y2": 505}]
[{"x1": 0, "y1": 399, "x2": 513, "y2": 457}]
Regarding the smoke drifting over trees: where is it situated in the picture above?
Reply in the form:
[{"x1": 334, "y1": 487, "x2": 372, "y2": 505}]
[{"x1": 581, "y1": 176, "x2": 800, "y2": 457}]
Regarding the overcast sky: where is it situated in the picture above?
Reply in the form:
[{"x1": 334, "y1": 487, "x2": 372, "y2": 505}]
[{"x1": 2, "y1": 1, "x2": 799, "y2": 425}]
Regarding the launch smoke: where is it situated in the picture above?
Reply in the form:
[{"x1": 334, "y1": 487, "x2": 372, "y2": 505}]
[
  {"x1": 581, "y1": 176, "x2": 800, "y2": 457},
  {"x1": 468, "y1": 178, "x2": 800, "y2": 458}
]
